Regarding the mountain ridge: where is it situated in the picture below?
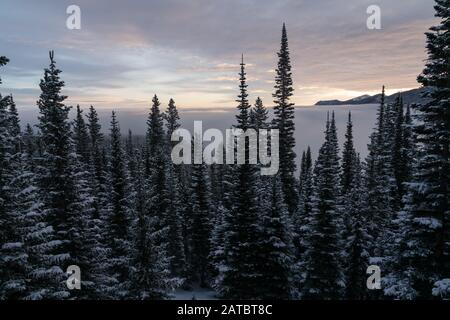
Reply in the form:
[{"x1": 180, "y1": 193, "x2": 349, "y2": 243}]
[{"x1": 315, "y1": 87, "x2": 432, "y2": 106}]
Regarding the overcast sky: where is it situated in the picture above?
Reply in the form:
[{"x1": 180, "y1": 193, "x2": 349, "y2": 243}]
[{"x1": 0, "y1": 0, "x2": 436, "y2": 111}]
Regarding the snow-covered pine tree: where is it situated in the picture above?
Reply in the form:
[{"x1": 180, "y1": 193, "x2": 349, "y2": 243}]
[
  {"x1": 36, "y1": 51, "x2": 93, "y2": 298},
  {"x1": 161, "y1": 98, "x2": 186, "y2": 277},
  {"x1": 189, "y1": 160, "x2": 213, "y2": 287},
  {"x1": 341, "y1": 112, "x2": 357, "y2": 195},
  {"x1": 165, "y1": 159, "x2": 186, "y2": 278},
  {"x1": 250, "y1": 96, "x2": 269, "y2": 165},
  {"x1": 145, "y1": 94, "x2": 167, "y2": 204},
  {"x1": 271, "y1": 23, "x2": 298, "y2": 214},
  {"x1": 302, "y1": 112, "x2": 344, "y2": 299},
  {"x1": 86, "y1": 105, "x2": 108, "y2": 221},
  {"x1": 339, "y1": 111, "x2": 365, "y2": 298},
  {"x1": 209, "y1": 158, "x2": 234, "y2": 291},
  {"x1": 259, "y1": 175, "x2": 296, "y2": 299},
  {"x1": 163, "y1": 99, "x2": 192, "y2": 278},
  {"x1": 342, "y1": 154, "x2": 372, "y2": 299},
  {"x1": 218, "y1": 56, "x2": 265, "y2": 299},
  {"x1": 338, "y1": 112, "x2": 372, "y2": 299},
  {"x1": 396, "y1": 0, "x2": 450, "y2": 298},
  {"x1": 129, "y1": 154, "x2": 176, "y2": 299},
  {"x1": 0, "y1": 59, "x2": 24, "y2": 299},
  {"x1": 68, "y1": 104, "x2": 108, "y2": 298},
  {"x1": 146, "y1": 95, "x2": 185, "y2": 278},
  {"x1": 365, "y1": 86, "x2": 396, "y2": 259},
  {"x1": 3, "y1": 97, "x2": 64, "y2": 300},
  {"x1": 0, "y1": 91, "x2": 27, "y2": 299},
  {"x1": 293, "y1": 147, "x2": 313, "y2": 274},
  {"x1": 164, "y1": 98, "x2": 180, "y2": 139},
  {"x1": 250, "y1": 96, "x2": 268, "y2": 130},
  {"x1": 105, "y1": 111, "x2": 132, "y2": 298}
]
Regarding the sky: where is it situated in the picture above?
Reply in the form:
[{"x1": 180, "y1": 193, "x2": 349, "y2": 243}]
[
  {"x1": 0, "y1": 0, "x2": 437, "y2": 111},
  {"x1": 0, "y1": 0, "x2": 437, "y2": 157}
]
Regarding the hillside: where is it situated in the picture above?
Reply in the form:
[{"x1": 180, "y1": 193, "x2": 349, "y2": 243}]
[{"x1": 315, "y1": 87, "x2": 433, "y2": 106}]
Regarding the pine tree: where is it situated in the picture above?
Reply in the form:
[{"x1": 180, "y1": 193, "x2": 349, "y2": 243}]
[
  {"x1": 259, "y1": 176, "x2": 296, "y2": 299},
  {"x1": 86, "y1": 105, "x2": 108, "y2": 221},
  {"x1": 341, "y1": 112, "x2": 356, "y2": 195},
  {"x1": 218, "y1": 57, "x2": 264, "y2": 299},
  {"x1": 165, "y1": 160, "x2": 186, "y2": 278},
  {"x1": 0, "y1": 91, "x2": 27, "y2": 299},
  {"x1": 189, "y1": 161, "x2": 213, "y2": 287},
  {"x1": 294, "y1": 147, "x2": 313, "y2": 261},
  {"x1": 342, "y1": 155, "x2": 372, "y2": 299},
  {"x1": 146, "y1": 95, "x2": 185, "y2": 278},
  {"x1": 164, "y1": 98, "x2": 181, "y2": 139},
  {"x1": 302, "y1": 112, "x2": 343, "y2": 299},
  {"x1": 0, "y1": 58, "x2": 65, "y2": 299},
  {"x1": 209, "y1": 162, "x2": 234, "y2": 291},
  {"x1": 250, "y1": 97, "x2": 269, "y2": 164},
  {"x1": 272, "y1": 23, "x2": 298, "y2": 214},
  {"x1": 129, "y1": 155, "x2": 176, "y2": 299},
  {"x1": 365, "y1": 86, "x2": 396, "y2": 259},
  {"x1": 337, "y1": 112, "x2": 372, "y2": 299},
  {"x1": 162, "y1": 98, "x2": 186, "y2": 277},
  {"x1": 250, "y1": 97, "x2": 269, "y2": 130},
  {"x1": 37, "y1": 57, "x2": 102, "y2": 299},
  {"x1": 146, "y1": 95, "x2": 167, "y2": 202},
  {"x1": 36, "y1": 51, "x2": 89, "y2": 298},
  {"x1": 105, "y1": 111, "x2": 132, "y2": 297},
  {"x1": 7, "y1": 108, "x2": 63, "y2": 299},
  {"x1": 397, "y1": 0, "x2": 450, "y2": 298}
]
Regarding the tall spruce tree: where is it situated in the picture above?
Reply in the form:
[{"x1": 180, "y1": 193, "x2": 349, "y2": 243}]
[
  {"x1": 129, "y1": 155, "x2": 176, "y2": 299},
  {"x1": 189, "y1": 161, "x2": 213, "y2": 287},
  {"x1": 341, "y1": 112, "x2": 357, "y2": 195},
  {"x1": 105, "y1": 111, "x2": 132, "y2": 297},
  {"x1": 164, "y1": 98, "x2": 180, "y2": 139},
  {"x1": 302, "y1": 112, "x2": 344, "y2": 299},
  {"x1": 272, "y1": 23, "x2": 298, "y2": 214},
  {"x1": 250, "y1": 97, "x2": 268, "y2": 130},
  {"x1": 1, "y1": 94, "x2": 64, "y2": 299},
  {"x1": 218, "y1": 56, "x2": 264, "y2": 299},
  {"x1": 259, "y1": 175, "x2": 296, "y2": 299},
  {"x1": 36, "y1": 51, "x2": 87, "y2": 298},
  {"x1": 365, "y1": 86, "x2": 396, "y2": 259},
  {"x1": 342, "y1": 155, "x2": 372, "y2": 299},
  {"x1": 397, "y1": 0, "x2": 450, "y2": 298},
  {"x1": 294, "y1": 147, "x2": 313, "y2": 263},
  {"x1": 0, "y1": 90, "x2": 27, "y2": 299},
  {"x1": 146, "y1": 95, "x2": 185, "y2": 277},
  {"x1": 86, "y1": 105, "x2": 108, "y2": 221}
]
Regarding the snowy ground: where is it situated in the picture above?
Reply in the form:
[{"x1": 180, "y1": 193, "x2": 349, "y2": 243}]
[{"x1": 172, "y1": 286, "x2": 218, "y2": 300}]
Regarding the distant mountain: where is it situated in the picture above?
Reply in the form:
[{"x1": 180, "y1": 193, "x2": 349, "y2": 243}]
[{"x1": 315, "y1": 87, "x2": 433, "y2": 106}]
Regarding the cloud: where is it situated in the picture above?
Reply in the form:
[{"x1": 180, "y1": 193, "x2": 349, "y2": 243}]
[{"x1": 0, "y1": 0, "x2": 438, "y2": 109}]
